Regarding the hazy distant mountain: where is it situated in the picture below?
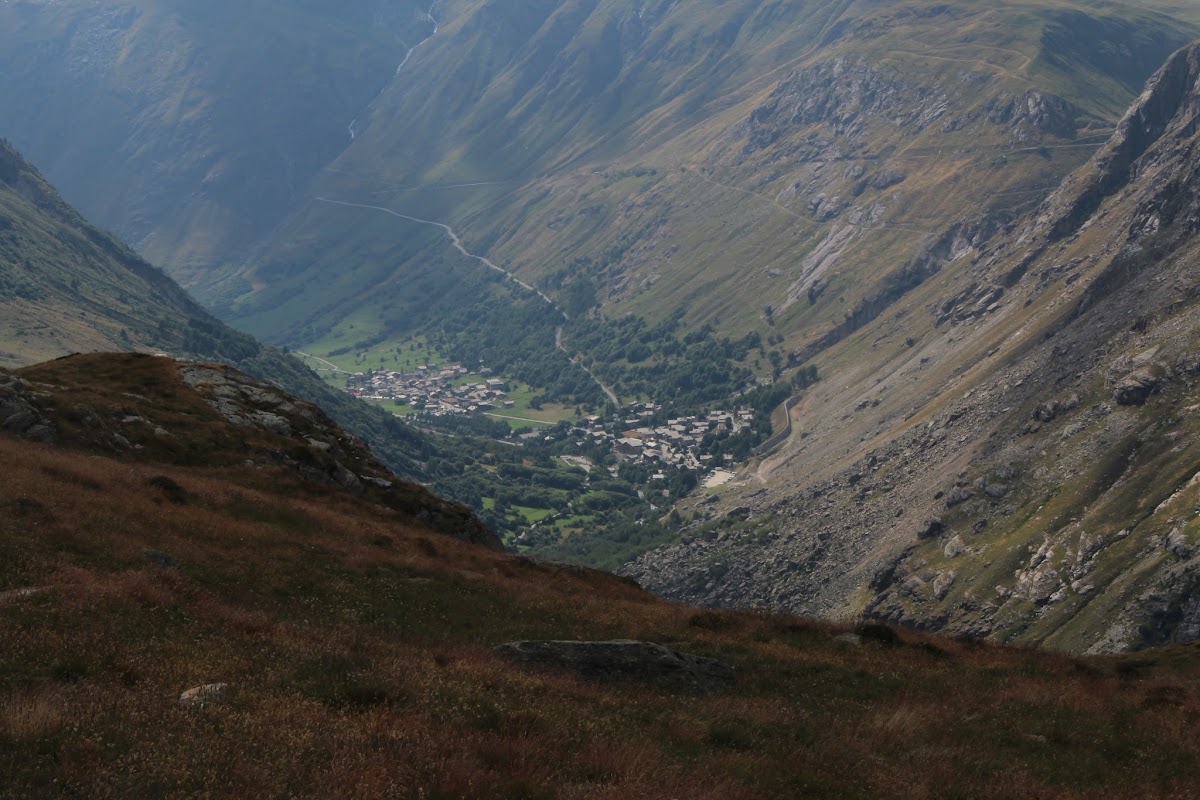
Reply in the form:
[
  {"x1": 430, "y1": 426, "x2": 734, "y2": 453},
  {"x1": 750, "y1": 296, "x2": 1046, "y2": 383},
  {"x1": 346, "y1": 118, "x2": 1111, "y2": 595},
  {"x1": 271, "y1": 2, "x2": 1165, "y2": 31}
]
[
  {"x1": 231, "y1": 0, "x2": 1196, "y2": 342},
  {"x1": 0, "y1": 0, "x2": 432, "y2": 284}
]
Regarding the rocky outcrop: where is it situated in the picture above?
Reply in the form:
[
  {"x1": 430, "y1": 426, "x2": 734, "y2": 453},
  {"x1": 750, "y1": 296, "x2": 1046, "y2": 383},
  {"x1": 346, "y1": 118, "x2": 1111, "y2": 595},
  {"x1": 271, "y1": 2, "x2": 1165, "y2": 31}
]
[
  {"x1": 0, "y1": 374, "x2": 54, "y2": 443},
  {"x1": 1113, "y1": 368, "x2": 1163, "y2": 405},
  {"x1": 176, "y1": 362, "x2": 501, "y2": 549},
  {"x1": 7, "y1": 354, "x2": 501, "y2": 551},
  {"x1": 985, "y1": 90, "x2": 1078, "y2": 140},
  {"x1": 740, "y1": 58, "x2": 952, "y2": 156},
  {"x1": 1041, "y1": 43, "x2": 1200, "y2": 242},
  {"x1": 494, "y1": 640, "x2": 734, "y2": 693}
]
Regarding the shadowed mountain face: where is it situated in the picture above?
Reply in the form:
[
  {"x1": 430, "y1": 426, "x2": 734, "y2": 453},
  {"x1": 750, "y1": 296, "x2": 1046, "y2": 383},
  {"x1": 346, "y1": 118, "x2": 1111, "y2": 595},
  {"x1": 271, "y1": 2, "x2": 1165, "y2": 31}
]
[
  {"x1": 0, "y1": 139, "x2": 222, "y2": 366},
  {"x1": 1, "y1": 1, "x2": 1194, "y2": 330},
  {"x1": 0, "y1": 0, "x2": 432, "y2": 282},
  {"x1": 224, "y1": 0, "x2": 1198, "y2": 342}
]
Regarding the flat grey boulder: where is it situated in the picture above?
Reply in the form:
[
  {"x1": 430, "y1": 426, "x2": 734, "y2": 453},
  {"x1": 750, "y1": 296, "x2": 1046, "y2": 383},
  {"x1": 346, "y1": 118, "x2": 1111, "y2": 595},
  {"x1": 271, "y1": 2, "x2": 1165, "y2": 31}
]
[{"x1": 494, "y1": 640, "x2": 734, "y2": 693}]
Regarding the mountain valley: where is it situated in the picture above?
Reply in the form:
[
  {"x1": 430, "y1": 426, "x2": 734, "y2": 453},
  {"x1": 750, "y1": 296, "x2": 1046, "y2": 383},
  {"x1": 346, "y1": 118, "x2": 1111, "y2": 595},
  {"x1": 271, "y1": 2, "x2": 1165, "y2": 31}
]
[
  {"x1": 8, "y1": 2, "x2": 1200, "y2": 792},
  {"x1": 3, "y1": 0, "x2": 1200, "y2": 654}
]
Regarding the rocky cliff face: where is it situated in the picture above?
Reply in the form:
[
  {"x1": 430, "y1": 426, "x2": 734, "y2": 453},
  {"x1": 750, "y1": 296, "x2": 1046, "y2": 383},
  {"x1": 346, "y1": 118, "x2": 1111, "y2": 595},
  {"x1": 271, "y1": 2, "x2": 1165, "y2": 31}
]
[{"x1": 625, "y1": 41, "x2": 1200, "y2": 653}]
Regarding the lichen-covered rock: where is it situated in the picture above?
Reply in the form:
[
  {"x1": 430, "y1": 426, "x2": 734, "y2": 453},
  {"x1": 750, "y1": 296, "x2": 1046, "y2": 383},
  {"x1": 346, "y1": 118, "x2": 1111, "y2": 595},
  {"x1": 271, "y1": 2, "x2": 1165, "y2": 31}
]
[
  {"x1": 0, "y1": 375, "x2": 54, "y2": 442},
  {"x1": 1033, "y1": 401, "x2": 1061, "y2": 423},
  {"x1": 1017, "y1": 565, "x2": 1061, "y2": 606},
  {"x1": 974, "y1": 476, "x2": 1009, "y2": 499},
  {"x1": 1113, "y1": 368, "x2": 1162, "y2": 405},
  {"x1": 917, "y1": 518, "x2": 945, "y2": 540},
  {"x1": 899, "y1": 576, "x2": 926, "y2": 598},
  {"x1": 1166, "y1": 529, "x2": 1192, "y2": 559},
  {"x1": 943, "y1": 536, "x2": 967, "y2": 559},
  {"x1": 933, "y1": 571, "x2": 957, "y2": 600},
  {"x1": 945, "y1": 488, "x2": 974, "y2": 508}
]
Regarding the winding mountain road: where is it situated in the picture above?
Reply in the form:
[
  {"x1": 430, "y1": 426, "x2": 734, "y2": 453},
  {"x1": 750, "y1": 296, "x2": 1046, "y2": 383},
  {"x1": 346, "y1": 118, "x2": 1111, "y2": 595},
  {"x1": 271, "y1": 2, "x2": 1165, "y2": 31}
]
[
  {"x1": 556, "y1": 326, "x2": 620, "y2": 406},
  {"x1": 294, "y1": 350, "x2": 354, "y2": 374},
  {"x1": 313, "y1": 197, "x2": 621, "y2": 407},
  {"x1": 313, "y1": 197, "x2": 562, "y2": 310},
  {"x1": 321, "y1": 0, "x2": 623, "y2": 409}
]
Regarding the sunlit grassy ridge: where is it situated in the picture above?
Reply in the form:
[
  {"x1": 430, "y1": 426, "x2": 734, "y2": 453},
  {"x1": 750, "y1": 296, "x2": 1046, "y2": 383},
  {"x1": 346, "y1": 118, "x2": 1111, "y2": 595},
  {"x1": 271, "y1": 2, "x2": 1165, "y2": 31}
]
[{"x1": 2, "y1": 353, "x2": 1200, "y2": 798}]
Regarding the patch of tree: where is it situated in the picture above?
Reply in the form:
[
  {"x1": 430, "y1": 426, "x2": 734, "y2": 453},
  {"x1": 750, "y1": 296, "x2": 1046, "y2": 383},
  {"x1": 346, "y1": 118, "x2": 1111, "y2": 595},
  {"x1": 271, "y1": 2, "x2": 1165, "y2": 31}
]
[
  {"x1": 411, "y1": 411, "x2": 512, "y2": 440},
  {"x1": 497, "y1": 462, "x2": 588, "y2": 491},
  {"x1": 538, "y1": 222, "x2": 661, "y2": 317},
  {"x1": 534, "y1": 516, "x2": 678, "y2": 572},
  {"x1": 0, "y1": 140, "x2": 22, "y2": 185},
  {"x1": 564, "y1": 310, "x2": 759, "y2": 408},
  {"x1": 423, "y1": 281, "x2": 604, "y2": 407}
]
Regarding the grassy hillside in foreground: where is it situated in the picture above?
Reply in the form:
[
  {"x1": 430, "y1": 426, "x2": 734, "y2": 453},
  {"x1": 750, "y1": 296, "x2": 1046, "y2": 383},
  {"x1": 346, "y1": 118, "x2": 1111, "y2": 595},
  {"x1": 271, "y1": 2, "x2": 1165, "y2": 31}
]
[{"x1": 2, "y1": 355, "x2": 1200, "y2": 798}]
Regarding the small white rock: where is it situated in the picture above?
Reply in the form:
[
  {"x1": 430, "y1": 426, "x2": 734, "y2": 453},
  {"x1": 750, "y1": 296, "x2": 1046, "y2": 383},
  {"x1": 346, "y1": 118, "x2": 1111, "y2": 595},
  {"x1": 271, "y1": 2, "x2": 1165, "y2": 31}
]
[{"x1": 178, "y1": 683, "x2": 233, "y2": 708}]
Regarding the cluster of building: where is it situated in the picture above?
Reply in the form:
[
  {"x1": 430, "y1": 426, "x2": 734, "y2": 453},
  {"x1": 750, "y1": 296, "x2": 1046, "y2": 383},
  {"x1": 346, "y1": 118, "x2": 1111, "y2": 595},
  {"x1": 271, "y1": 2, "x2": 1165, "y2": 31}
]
[
  {"x1": 574, "y1": 404, "x2": 753, "y2": 473},
  {"x1": 345, "y1": 365, "x2": 753, "y2": 483},
  {"x1": 347, "y1": 364, "x2": 512, "y2": 416}
]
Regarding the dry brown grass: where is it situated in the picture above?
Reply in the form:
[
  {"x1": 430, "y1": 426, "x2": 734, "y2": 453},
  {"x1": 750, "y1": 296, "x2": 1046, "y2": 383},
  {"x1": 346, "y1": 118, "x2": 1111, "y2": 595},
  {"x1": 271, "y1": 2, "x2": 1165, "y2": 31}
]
[
  {"x1": 2, "y1": 359, "x2": 1200, "y2": 798},
  {"x1": 0, "y1": 691, "x2": 66, "y2": 740}
]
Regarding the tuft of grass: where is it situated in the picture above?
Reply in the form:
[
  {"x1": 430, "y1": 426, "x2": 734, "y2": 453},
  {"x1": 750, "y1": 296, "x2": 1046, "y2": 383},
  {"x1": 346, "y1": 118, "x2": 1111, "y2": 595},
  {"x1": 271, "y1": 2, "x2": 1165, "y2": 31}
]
[
  {"x1": 145, "y1": 475, "x2": 189, "y2": 504},
  {"x1": 0, "y1": 692, "x2": 65, "y2": 740}
]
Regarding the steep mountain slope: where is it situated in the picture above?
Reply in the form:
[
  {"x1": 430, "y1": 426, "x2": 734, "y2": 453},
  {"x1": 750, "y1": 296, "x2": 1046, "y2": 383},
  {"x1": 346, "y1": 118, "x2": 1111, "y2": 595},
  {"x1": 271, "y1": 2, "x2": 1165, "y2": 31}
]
[
  {"x1": 0, "y1": 139, "x2": 432, "y2": 477},
  {"x1": 0, "y1": 0, "x2": 432, "y2": 281},
  {"x1": 3, "y1": 353, "x2": 1200, "y2": 798},
  {"x1": 227, "y1": 0, "x2": 1197, "y2": 351},
  {"x1": 625, "y1": 41, "x2": 1200, "y2": 653},
  {"x1": 0, "y1": 140, "x2": 201, "y2": 366}
]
